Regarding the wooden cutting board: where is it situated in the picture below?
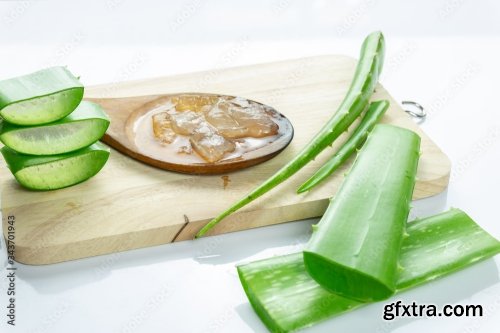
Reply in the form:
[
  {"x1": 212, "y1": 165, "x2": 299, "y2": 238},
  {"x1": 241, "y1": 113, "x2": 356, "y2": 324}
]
[{"x1": 0, "y1": 55, "x2": 450, "y2": 265}]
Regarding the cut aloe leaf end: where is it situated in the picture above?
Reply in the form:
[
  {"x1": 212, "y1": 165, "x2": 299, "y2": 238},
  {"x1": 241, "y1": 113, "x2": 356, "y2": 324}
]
[
  {"x1": 0, "y1": 66, "x2": 84, "y2": 125},
  {"x1": 304, "y1": 124, "x2": 421, "y2": 302},
  {"x1": 1, "y1": 142, "x2": 110, "y2": 190},
  {"x1": 0, "y1": 101, "x2": 110, "y2": 155},
  {"x1": 237, "y1": 209, "x2": 500, "y2": 333}
]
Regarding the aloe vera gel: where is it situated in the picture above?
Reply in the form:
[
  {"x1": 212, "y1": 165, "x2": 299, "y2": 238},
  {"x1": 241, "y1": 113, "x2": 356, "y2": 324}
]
[{"x1": 0, "y1": 67, "x2": 110, "y2": 190}]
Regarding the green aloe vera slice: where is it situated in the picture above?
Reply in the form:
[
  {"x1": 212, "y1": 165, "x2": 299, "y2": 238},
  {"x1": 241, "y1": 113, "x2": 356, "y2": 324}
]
[
  {"x1": 237, "y1": 209, "x2": 500, "y2": 333},
  {"x1": 304, "y1": 124, "x2": 421, "y2": 302},
  {"x1": 0, "y1": 101, "x2": 110, "y2": 155},
  {"x1": 0, "y1": 66, "x2": 84, "y2": 125},
  {"x1": 1, "y1": 142, "x2": 110, "y2": 190}
]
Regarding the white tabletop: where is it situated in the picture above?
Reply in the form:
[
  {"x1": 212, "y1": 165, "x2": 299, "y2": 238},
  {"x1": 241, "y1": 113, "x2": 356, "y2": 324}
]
[{"x1": 1, "y1": 1, "x2": 499, "y2": 332}]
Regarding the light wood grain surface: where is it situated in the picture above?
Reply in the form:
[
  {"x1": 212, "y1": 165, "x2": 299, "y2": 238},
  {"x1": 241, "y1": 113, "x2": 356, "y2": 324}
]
[{"x1": 0, "y1": 55, "x2": 451, "y2": 265}]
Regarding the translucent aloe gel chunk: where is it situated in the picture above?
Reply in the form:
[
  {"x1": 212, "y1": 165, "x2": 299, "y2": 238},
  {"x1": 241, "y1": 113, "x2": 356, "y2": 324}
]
[
  {"x1": 0, "y1": 66, "x2": 84, "y2": 125},
  {"x1": 1, "y1": 142, "x2": 110, "y2": 190},
  {"x1": 0, "y1": 101, "x2": 110, "y2": 155}
]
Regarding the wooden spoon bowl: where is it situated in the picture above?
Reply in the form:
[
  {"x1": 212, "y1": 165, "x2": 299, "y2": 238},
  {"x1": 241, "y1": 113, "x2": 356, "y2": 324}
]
[{"x1": 86, "y1": 93, "x2": 294, "y2": 174}]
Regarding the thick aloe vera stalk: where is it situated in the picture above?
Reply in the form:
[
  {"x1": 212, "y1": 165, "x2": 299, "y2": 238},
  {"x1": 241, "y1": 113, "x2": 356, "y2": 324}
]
[
  {"x1": 303, "y1": 124, "x2": 420, "y2": 301},
  {"x1": 1, "y1": 142, "x2": 110, "y2": 190},
  {"x1": 297, "y1": 100, "x2": 389, "y2": 193},
  {"x1": 0, "y1": 101, "x2": 110, "y2": 155},
  {"x1": 196, "y1": 31, "x2": 385, "y2": 238},
  {"x1": 238, "y1": 209, "x2": 500, "y2": 333},
  {"x1": 0, "y1": 66, "x2": 83, "y2": 125}
]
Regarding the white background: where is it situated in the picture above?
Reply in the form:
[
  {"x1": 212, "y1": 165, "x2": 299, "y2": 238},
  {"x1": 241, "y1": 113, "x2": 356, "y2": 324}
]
[{"x1": 1, "y1": 1, "x2": 500, "y2": 332}]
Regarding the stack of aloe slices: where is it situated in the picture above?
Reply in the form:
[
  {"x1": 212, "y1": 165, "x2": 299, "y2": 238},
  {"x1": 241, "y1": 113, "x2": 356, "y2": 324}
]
[
  {"x1": 189, "y1": 31, "x2": 500, "y2": 332},
  {"x1": 0, "y1": 67, "x2": 110, "y2": 190}
]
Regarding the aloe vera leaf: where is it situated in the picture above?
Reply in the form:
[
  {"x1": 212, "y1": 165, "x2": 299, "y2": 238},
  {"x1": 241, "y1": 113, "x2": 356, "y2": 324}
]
[
  {"x1": 303, "y1": 124, "x2": 420, "y2": 301},
  {"x1": 1, "y1": 142, "x2": 110, "y2": 190},
  {"x1": 0, "y1": 101, "x2": 110, "y2": 155},
  {"x1": 0, "y1": 66, "x2": 83, "y2": 125},
  {"x1": 297, "y1": 100, "x2": 389, "y2": 193},
  {"x1": 237, "y1": 209, "x2": 500, "y2": 333},
  {"x1": 196, "y1": 31, "x2": 385, "y2": 238}
]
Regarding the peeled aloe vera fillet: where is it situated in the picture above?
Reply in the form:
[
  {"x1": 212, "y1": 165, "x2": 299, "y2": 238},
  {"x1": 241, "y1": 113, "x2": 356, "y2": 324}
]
[
  {"x1": 0, "y1": 66, "x2": 84, "y2": 125},
  {"x1": 303, "y1": 124, "x2": 421, "y2": 302},
  {"x1": 0, "y1": 101, "x2": 110, "y2": 155},
  {"x1": 237, "y1": 209, "x2": 500, "y2": 333},
  {"x1": 1, "y1": 142, "x2": 110, "y2": 190}
]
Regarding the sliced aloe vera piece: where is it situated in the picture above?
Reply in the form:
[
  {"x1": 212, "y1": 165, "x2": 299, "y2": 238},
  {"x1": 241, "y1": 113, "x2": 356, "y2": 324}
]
[
  {"x1": 0, "y1": 66, "x2": 84, "y2": 125},
  {"x1": 0, "y1": 101, "x2": 110, "y2": 155},
  {"x1": 304, "y1": 124, "x2": 420, "y2": 302},
  {"x1": 1, "y1": 142, "x2": 110, "y2": 190},
  {"x1": 237, "y1": 209, "x2": 500, "y2": 333}
]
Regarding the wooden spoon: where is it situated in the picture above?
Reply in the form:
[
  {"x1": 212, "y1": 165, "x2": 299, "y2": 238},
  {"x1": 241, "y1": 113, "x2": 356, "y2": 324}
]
[{"x1": 86, "y1": 93, "x2": 294, "y2": 174}]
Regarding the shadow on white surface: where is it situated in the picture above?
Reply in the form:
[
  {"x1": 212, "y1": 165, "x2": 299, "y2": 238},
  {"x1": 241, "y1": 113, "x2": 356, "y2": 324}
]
[
  {"x1": 12, "y1": 215, "x2": 315, "y2": 294},
  {"x1": 409, "y1": 188, "x2": 449, "y2": 221}
]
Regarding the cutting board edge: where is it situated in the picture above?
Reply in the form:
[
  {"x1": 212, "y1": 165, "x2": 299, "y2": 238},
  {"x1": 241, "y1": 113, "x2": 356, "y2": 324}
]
[
  {"x1": 6, "y1": 176, "x2": 450, "y2": 266},
  {"x1": 7, "y1": 224, "x2": 182, "y2": 265},
  {"x1": 0, "y1": 54, "x2": 452, "y2": 265}
]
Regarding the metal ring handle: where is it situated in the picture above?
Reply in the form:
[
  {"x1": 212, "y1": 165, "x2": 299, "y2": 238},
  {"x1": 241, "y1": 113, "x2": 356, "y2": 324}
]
[{"x1": 402, "y1": 101, "x2": 426, "y2": 120}]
